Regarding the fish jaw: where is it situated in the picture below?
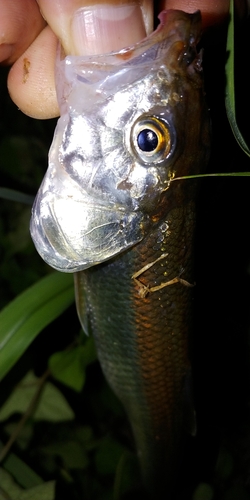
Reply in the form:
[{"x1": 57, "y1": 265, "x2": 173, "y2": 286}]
[{"x1": 30, "y1": 10, "x2": 209, "y2": 273}]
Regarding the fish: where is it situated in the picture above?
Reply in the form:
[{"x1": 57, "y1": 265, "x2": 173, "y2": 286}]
[{"x1": 30, "y1": 9, "x2": 210, "y2": 497}]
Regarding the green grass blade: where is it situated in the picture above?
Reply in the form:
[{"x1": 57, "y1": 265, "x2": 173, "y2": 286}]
[
  {"x1": 172, "y1": 172, "x2": 250, "y2": 182},
  {"x1": 0, "y1": 188, "x2": 34, "y2": 205},
  {"x1": 0, "y1": 273, "x2": 75, "y2": 381},
  {"x1": 225, "y1": 0, "x2": 250, "y2": 156}
]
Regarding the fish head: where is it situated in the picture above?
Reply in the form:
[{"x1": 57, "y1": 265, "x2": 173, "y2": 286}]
[{"x1": 30, "y1": 10, "x2": 210, "y2": 272}]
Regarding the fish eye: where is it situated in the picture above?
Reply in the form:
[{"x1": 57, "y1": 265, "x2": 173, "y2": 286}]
[
  {"x1": 137, "y1": 129, "x2": 158, "y2": 152},
  {"x1": 131, "y1": 116, "x2": 172, "y2": 163}
]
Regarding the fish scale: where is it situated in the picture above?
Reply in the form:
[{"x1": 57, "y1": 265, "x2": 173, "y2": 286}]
[{"x1": 74, "y1": 201, "x2": 196, "y2": 495}]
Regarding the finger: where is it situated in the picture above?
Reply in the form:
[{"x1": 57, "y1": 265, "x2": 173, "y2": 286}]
[
  {"x1": 7, "y1": 26, "x2": 59, "y2": 119},
  {"x1": 8, "y1": 0, "x2": 154, "y2": 118},
  {"x1": 0, "y1": 0, "x2": 46, "y2": 64},
  {"x1": 37, "y1": 0, "x2": 153, "y2": 55}
]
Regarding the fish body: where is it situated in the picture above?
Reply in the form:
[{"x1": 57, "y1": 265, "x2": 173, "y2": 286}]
[
  {"x1": 30, "y1": 10, "x2": 210, "y2": 496},
  {"x1": 75, "y1": 203, "x2": 195, "y2": 496}
]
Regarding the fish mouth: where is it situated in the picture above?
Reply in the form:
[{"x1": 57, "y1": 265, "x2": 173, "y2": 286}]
[
  {"x1": 30, "y1": 193, "x2": 144, "y2": 272},
  {"x1": 156, "y1": 9, "x2": 201, "y2": 43}
]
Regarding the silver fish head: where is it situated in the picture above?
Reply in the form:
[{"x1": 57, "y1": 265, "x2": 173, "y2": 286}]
[{"x1": 30, "y1": 10, "x2": 210, "y2": 272}]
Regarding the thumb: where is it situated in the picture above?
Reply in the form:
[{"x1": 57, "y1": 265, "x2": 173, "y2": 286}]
[
  {"x1": 37, "y1": 0, "x2": 153, "y2": 55},
  {"x1": 8, "y1": 0, "x2": 153, "y2": 119}
]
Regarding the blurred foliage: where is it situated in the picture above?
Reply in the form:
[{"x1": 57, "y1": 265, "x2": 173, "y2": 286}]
[{"x1": 1, "y1": 5, "x2": 250, "y2": 500}]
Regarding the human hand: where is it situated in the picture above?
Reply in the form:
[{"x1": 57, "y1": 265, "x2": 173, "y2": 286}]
[{"x1": 0, "y1": 0, "x2": 233, "y2": 120}]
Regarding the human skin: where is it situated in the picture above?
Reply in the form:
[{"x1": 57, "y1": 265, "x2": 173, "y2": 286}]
[{"x1": 0, "y1": 0, "x2": 232, "y2": 119}]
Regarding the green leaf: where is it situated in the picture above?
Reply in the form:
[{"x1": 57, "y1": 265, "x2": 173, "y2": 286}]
[
  {"x1": 95, "y1": 436, "x2": 126, "y2": 476},
  {"x1": 0, "y1": 188, "x2": 34, "y2": 205},
  {"x1": 16, "y1": 481, "x2": 55, "y2": 500},
  {"x1": 0, "y1": 371, "x2": 74, "y2": 422},
  {"x1": 0, "y1": 273, "x2": 75, "y2": 381},
  {"x1": 225, "y1": 0, "x2": 250, "y2": 156},
  {"x1": 49, "y1": 347, "x2": 86, "y2": 393},
  {"x1": 0, "y1": 445, "x2": 43, "y2": 489},
  {"x1": 0, "y1": 467, "x2": 25, "y2": 498},
  {"x1": 113, "y1": 451, "x2": 140, "y2": 500},
  {"x1": 0, "y1": 467, "x2": 23, "y2": 500},
  {"x1": 74, "y1": 425, "x2": 96, "y2": 451},
  {"x1": 49, "y1": 337, "x2": 97, "y2": 392},
  {"x1": 0, "y1": 467, "x2": 48, "y2": 500},
  {"x1": 39, "y1": 440, "x2": 88, "y2": 470},
  {"x1": 34, "y1": 379, "x2": 73, "y2": 421}
]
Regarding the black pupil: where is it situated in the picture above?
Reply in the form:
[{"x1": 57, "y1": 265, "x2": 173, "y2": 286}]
[{"x1": 137, "y1": 129, "x2": 158, "y2": 152}]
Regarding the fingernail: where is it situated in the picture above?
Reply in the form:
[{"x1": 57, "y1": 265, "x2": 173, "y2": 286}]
[{"x1": 71, "y1": 3, "x2": 146, "y2": 56}]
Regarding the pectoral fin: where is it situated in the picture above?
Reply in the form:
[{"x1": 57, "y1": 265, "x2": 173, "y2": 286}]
[{"x1": 74, "y1": 272, "x2": 91, "y2": 336}]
